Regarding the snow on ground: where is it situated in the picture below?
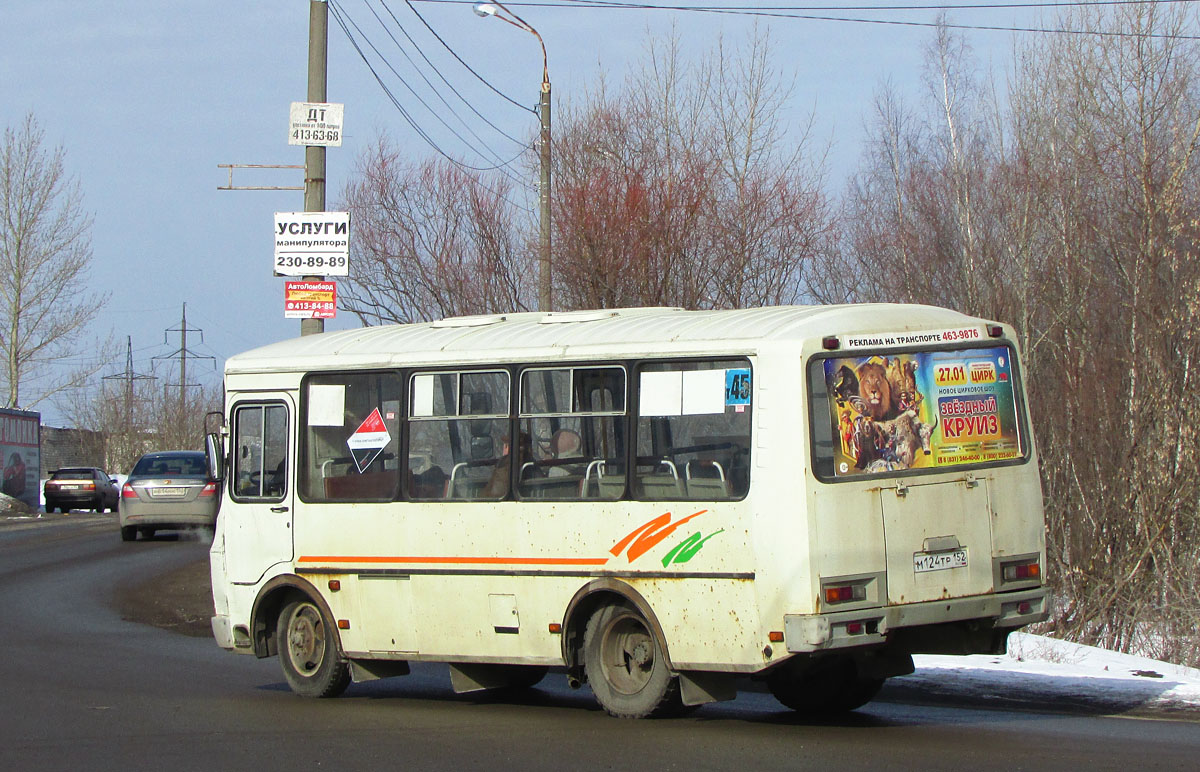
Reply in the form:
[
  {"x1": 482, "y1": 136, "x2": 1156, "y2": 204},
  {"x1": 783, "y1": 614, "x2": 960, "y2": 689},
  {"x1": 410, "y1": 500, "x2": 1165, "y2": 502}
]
[{"x1": 894, "y1": 632, "x2": 1200, "y2": 718}]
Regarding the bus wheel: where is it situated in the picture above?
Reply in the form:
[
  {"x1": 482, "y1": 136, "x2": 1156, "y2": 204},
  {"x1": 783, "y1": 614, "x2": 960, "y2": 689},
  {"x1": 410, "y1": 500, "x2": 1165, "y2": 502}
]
[
  {"x1": 583, "y1": 601, "x2": 680, "y2": 718},
  {"x1": 767, "y1": 657, "x2": 883, "y2": 714},
  {"x1": 277, "y1": 597, "x2": 350, "y2": 698}
]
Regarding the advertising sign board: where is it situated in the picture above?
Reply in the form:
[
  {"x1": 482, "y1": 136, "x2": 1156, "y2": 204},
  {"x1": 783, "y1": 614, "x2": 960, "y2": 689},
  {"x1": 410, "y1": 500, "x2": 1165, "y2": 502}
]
[
  {"x1": 821, "y1": 345, "x2": 1022, "y2": 477},
  {"x1": 0, "y1": 407, "x2": 40, "y2": 509},
  {"x1": 285, "y1": 280, "x2": 337, "y2": 319},
  {"x1": 288, "y1": 101, "x2": 344, "y2": 147},
  {"x1": 274, "y1": 211, "x2": 350, "y2": 276}
]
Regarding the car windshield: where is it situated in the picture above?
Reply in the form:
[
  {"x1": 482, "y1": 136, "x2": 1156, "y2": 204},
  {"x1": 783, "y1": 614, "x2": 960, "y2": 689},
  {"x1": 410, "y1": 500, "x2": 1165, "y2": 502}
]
[
  {"x1": 131, "y1": 454, "x2": 207, "y2": 479},
  {"x1": 51, "y1": 468, "x2": 94, "y2": 479}
]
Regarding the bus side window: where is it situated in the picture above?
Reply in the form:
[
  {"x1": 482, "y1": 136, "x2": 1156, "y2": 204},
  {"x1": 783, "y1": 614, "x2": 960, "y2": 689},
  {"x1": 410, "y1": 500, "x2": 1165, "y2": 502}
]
[
  {"x1": 302, "y1": 373, "x2": 401, "y2": 502},
  {"x1": 634, "y1": 360, "x2": 752, "y2": 501},
  {"x1": 407, "y1": 370, "x2": 510, "y2": 501}
]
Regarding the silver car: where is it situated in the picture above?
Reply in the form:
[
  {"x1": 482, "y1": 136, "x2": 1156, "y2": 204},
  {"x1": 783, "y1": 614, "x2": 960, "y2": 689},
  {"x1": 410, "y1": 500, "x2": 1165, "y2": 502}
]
[{"x1": 119, "y1": 450, "x2": 218, "y2": 541}]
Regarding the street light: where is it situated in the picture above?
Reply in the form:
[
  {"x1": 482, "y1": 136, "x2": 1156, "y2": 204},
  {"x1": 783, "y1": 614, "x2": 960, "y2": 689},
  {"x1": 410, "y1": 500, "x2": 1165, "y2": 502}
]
[{"x1": 474, "y1": 1, "x2": 552, "y2": 312}]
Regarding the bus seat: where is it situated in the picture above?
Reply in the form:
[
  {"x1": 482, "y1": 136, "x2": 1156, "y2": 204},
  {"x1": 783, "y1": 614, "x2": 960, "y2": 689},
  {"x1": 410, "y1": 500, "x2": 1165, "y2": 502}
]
[
  {"x1": 686, "y1": 477, "x2": 729, "y2": 500},
  {"x1": 638, "y1": 475, "x2": 685, "y2": 499}
]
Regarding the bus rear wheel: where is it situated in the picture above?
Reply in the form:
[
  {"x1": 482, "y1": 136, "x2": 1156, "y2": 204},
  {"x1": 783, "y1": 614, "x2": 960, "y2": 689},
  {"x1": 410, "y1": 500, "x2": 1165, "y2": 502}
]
[
  {"x1": 277, "y1": 597, "x2": 350, "y2": 698},
  {"x1": 583, "y1": 601, "x2": 681, "y2": 718},
  {"x1": 767, "y1": 656, "x2": 883, "y2": 714}
]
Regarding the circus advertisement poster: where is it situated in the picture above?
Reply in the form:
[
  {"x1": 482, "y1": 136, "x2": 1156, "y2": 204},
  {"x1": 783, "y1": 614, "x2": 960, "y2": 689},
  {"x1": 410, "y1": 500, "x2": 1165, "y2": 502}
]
[{"x1": 823, "y1": 346, "x2": 1022, "y2": 477}]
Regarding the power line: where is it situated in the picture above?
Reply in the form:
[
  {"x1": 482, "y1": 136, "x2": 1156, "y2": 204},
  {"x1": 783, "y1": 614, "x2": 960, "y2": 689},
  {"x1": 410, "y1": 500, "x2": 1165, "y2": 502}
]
[
  {"x1": 409, "y1": 0, "x2": 1200, "y2": 39},
  {"x1": 402, "y1": 0, "x2": 535, "y2": 112},
  {"x1": 329, "y1": 0, "x2": 537, "y2": 212},
  {"x1": 341, "y1": 0, "x2": 532, "y2": 178},
  {"x1": 330, "y1": 1, "x2": 533, "y2": 175}
]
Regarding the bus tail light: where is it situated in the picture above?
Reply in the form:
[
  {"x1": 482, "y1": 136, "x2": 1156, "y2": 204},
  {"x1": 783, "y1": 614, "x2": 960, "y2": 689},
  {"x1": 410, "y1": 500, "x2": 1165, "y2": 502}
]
[
  {"x1": 824, "y1": 584, "x2": 866, "y2": 604},
  {"x1": 1001, "y1": 560, "x2": 1040, "y2": 582}
]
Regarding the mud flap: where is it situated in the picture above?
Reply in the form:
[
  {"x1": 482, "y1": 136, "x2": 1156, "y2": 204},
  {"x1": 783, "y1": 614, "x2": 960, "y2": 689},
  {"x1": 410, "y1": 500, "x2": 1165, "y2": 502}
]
[{"x1": 679, "y1": 671, "x2": 737, "y2": 706}]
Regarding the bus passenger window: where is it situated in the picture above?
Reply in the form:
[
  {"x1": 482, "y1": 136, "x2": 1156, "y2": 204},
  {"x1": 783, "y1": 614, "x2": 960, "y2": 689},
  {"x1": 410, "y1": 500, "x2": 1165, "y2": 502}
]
[
  {"x1": 408, "y1": 370, "x2": 510, "y2": 501},
  {"x1": 634, "y1": 360, "x2": 752, "y2": 501},
  {"x1": 301, "y1": 372, "x2": 401, "y2": 502},
  {"x1": 517, "y1": 366, "x2": 626, "y2": 501}
]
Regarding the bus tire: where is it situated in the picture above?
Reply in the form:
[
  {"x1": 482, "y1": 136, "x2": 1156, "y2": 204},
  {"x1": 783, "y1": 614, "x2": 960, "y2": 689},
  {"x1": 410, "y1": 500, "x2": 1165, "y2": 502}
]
[
  {"x1": 583, "y1": 601, "x2": 681, "y2": 718},
  {"x1": 767, "y1": 656, "x2": 883, "y2": 714},
  {"x1": 277, "y1": 597, "x2": 350, "y2": 698}
]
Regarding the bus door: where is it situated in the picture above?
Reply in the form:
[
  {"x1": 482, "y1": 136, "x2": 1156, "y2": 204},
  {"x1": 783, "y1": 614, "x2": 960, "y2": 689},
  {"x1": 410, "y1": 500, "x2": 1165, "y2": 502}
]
[
  {"x1": 225, "y1": 396, "x2": 295, "y2": 584},
  {"x1": 881, "y1": 477, "x2": 995, "y2": 604}
]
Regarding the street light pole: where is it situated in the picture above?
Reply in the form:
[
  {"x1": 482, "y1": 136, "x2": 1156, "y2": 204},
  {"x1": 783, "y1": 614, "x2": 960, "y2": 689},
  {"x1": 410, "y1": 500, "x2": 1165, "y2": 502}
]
[
  {"x1": 537, "y1": 75, "x2": 551, "y2": 312},
  {"x1": 474, "y1": 2, "x2": 551, "y2": 311}
]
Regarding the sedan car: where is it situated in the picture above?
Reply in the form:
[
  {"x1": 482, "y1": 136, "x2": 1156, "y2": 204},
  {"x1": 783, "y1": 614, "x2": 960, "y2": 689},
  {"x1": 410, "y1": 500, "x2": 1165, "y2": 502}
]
[
  {"x1": 44, "y1": 467, "x2": 120, "y2": 513},
  {"x1": 119, "y1": 450, "x2": 219, "y2": 542}
]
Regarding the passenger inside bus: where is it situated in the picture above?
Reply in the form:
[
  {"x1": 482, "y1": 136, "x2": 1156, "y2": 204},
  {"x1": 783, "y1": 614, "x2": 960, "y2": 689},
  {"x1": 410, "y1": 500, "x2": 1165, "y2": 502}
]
[
  {"x1": 547, "y1": 429, "x2": 582, "y2": 477},
  {"x1": 482, "y1": 431, "x2": 534, "y2": 498}
]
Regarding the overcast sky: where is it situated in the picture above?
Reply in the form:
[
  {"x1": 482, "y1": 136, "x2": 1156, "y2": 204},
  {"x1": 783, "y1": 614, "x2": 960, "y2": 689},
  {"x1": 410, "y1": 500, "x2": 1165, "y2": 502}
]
[{"x1": 2, "y1": 0, "x2": 1055, "y2": 427}]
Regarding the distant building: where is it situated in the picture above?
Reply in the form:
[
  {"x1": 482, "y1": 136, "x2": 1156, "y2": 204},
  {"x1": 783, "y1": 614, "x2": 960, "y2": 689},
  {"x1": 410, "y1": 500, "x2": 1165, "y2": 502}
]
[{"x1": 40, "y1": 425, "x2": 109, "y2": 478}]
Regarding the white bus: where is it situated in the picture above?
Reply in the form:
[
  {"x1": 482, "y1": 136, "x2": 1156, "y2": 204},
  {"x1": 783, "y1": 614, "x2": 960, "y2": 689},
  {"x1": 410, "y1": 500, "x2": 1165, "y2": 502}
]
[{"x1": 207, "y1": 305, "x2": 1048, "y2": 717}]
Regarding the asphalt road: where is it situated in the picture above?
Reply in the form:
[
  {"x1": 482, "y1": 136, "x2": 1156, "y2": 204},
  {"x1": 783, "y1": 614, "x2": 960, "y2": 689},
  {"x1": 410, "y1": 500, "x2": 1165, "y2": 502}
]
[{"x1": 3, "y1": 513, "x2": 1200, "y2": 771}]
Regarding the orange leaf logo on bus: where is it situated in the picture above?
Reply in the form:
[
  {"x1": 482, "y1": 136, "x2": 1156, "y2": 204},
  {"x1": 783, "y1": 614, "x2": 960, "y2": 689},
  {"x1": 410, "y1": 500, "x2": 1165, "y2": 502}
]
[{"x1": 611, "y1": 510, "x2": 708, "y2": 563}]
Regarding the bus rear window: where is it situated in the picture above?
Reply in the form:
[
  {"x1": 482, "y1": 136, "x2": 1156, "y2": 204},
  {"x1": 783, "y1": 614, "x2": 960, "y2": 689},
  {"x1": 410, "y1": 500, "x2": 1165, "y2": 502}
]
[{"x1": 809, "y1": 345, "x2": 1025, "y2": 479}]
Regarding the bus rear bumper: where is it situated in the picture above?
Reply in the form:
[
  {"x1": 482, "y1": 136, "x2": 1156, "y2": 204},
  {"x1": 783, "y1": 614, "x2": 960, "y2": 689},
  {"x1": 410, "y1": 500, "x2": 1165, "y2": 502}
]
[{"x1": 783, "y1": 587, "x2": 1049, "y2": 653}]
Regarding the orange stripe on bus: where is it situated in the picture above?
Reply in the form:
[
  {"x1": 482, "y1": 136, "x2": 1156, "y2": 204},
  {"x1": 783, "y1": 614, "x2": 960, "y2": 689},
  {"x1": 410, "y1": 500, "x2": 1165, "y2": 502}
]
[{"x1": 297, "y1": 555, "x2": 611, "y2": 566}]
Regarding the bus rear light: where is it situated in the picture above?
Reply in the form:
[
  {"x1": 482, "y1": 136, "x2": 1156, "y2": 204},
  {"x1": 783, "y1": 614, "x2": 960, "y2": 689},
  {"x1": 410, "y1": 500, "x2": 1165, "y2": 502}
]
[
  {"x1": 328, "y1": 580, "x2": 341, "y2": 592},
  {"x1": 1002, "y1": 560, "x2": 1040, "y2": 582},
  {"x1": 199, "y1": 483, "x2": 218, "y2": 498},
  {"x1": 1018, "y1": 601, "x2": 1031, "y2": 615},
  {"x1": 548, "y1": 623, "x2": 562, "y2": 634},
  {"x1": 845, "y1": 622, "x2": 863, "y2": 635},
  {"x1": 824, "y1": 584, "x2": 866, "y2": 604},
  {"x1": 121, "y1": 483, "x2": 137, "y2": 498},
  {"x1": 337, "y1": 619, "x2": 350, "y2": 630},
  {"x1": 822, "y1": 336, "x2": 840, "y2": 350},
  {"x1": 987, "y1": 324, "x2": 1004, "y2": 337},
  {"x1": 768, "y1": 631, "x2": 784, "y2": 643}
]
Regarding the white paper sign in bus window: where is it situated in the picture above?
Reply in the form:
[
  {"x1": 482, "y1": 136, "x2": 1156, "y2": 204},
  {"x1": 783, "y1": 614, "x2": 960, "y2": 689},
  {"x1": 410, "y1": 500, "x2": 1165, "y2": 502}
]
[
  {"x1": 640, "y1": 371, "x2": 683, "y2": 416},
  {"x1": 308, "y1": 384, "x2": 345, "y2": 427}
]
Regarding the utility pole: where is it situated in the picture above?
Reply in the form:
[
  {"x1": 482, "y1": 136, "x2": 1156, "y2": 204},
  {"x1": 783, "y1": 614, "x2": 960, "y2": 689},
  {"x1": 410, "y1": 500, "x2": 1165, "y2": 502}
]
[
  {"x1": 102, "y1": 337, "x2": 156, "y2": 432},
  {"x1": 302, "y1": 0, "x2": 329, "y2": 336}
]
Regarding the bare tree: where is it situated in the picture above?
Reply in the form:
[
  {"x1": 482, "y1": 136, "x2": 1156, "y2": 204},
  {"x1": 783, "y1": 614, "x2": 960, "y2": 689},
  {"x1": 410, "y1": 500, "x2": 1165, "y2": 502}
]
[
  {"x1": 340, "y1": 135, "x2": 531, "y2": 324},
  {"x1": 552, "y1": 28, "x2": 832, "y2": 311},
  {"x1": 63, "y1": 371, "x2": 223, "y2": 474},
  {"x1": 0, "y1": 113, "x2": 106, "y2": 408},
  {"x1": 836, "y1": 6, "x2": 1200, "y2": 665}
]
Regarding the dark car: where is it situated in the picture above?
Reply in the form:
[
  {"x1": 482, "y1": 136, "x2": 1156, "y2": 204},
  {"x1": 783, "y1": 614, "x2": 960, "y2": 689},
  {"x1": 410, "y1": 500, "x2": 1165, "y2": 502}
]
[
  {"x1": 119, "y1": 450, "x2": 219, "y2": 541},
  {"x1": 44, "y1": 467, "x2": 120, "y2": 513}
]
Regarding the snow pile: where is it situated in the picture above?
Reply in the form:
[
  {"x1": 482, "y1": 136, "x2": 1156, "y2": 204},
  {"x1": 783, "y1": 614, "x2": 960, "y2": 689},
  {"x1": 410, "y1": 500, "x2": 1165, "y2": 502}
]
[{"x1": 891, "y1": 632, "x2": 1200, "y2": 717}]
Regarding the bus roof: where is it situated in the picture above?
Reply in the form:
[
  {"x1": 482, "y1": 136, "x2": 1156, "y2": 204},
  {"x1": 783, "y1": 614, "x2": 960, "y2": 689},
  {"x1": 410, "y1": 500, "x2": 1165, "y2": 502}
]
[{"x1": 225, "y1": 304, "x2": 984, "y2": 375}]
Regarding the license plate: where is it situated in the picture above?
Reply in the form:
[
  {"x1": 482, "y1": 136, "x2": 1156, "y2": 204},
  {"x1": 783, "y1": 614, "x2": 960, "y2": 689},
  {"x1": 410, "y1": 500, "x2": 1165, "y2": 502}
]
[
  {"x1": 914, "y1": 549, "x2": 968, "y2": 573},
  {"x1": 59, "y1": 484, "x2": 80, "y2": 490},
  {"x1": 149, "y1": 487, "x2": 187, "y2": 499}
]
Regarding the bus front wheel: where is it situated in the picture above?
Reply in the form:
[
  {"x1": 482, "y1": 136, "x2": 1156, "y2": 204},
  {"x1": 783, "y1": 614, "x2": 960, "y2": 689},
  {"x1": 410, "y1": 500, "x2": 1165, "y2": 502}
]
[
  {"x1": 277, "y1": 597, "x2": 350, "y2": 698},
  {"x1": 583, "y1": 601, "x2": 681, "y2": 718},
  {"x1": 767, "y1": 656, "x2": 883, "y2": 714}
]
